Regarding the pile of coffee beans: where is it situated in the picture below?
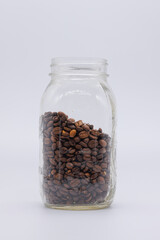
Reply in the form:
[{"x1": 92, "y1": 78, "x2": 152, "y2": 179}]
[{"x1": 41, "y1": 111, "x2": 111, "y2": 205}]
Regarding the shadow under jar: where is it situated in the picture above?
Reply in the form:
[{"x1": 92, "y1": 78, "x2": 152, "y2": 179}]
[{"x1": 39, "y1": 58, "x2": 116, "y2": 210}]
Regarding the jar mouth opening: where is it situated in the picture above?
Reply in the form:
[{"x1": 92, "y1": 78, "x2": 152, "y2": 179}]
[
  {"x1": 51, "y1": 57, "x2": 107, "y2": 66},
  {"x1": 50, "y1": 57, "x2": 108, "y2": 76}
]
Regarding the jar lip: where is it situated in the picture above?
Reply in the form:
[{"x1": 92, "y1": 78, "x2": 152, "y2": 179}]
[{"x1": 51, "y1": 57, "x2": 108, "y2": 66}]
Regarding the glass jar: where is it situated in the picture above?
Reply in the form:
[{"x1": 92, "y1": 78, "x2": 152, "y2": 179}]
[{"x1": 39, "y1": 58, "x2": 116, "y2": 210}]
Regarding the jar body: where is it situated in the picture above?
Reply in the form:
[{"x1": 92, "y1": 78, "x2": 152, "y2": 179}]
[{"x1": 39, "y1": 59, "x2": 116, "y2": 210}]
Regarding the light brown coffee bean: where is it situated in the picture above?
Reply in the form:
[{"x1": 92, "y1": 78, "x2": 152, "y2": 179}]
[{"x1": 70, "y1": 129, "x2": 77, "y2": 138}]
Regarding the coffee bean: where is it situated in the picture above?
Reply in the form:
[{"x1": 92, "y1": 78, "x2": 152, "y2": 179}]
[
  {"x1": 70, "y1": 129, "x2": 77, "y2": 138},
  {"x1": 62, "y1": 130, "x2": 69, "y2": 137},
  {"x1": 99, "y1": 139, "x2": 107, "y2": 147},
  {"x1": 82, "y1": 124, "x2": 90, "y2": 131},
  {"x1": 74, "y1": 136, "x2": 80, "y2": 143},
  {"x1": 75, "y1": 120, "x2": 83, "y2": 127},
  {"x1": 97, "y1": 176, "x2": 105, "y2": 184},
  {"x1": 91, "y1": 130, "x2": 100, "y2": 136},
  {"x1": 66, "y1": 162, "x2": 73, "y2": 169},
  {"x1": 47, "y1": 121, "x2": 53, "y2": 127},
  {"x1": 41, "y1": 111, "x2": 111, "y2": 206},
  {"x1": 88, "y1": 140, "x2": 98, "y2": 148},
  {"x1": 79, "y1": 131, "x2": 89, "y2": 139},
  {"x1": 70, "y1": 179, "x2": 80, "y2": 187},
  {"x1": 44, "y1": 138, "x2": 51, "y2": 145},
  {"x1": 93, "y1": 165, "x2": 102, "y2": 173},
  {"x1": 53, "y1": 127, "x2": 61, "y2": 135}
]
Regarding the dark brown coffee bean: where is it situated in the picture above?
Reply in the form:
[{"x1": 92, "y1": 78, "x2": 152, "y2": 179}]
[
  {"x1": 88, "y1": 140, "x2": 98, "y2": 148},
  {"x1": 74, "y1": 136, "x2": 80, "y2": 143},
  {"x1": 55, "y1": 173, "x2": 63, "y2": 180},
  {"x1": 83, "y1": 155, "x2": 91, "y2": 161},
  {"x1": 68, "y1": 118, "x2": 75, "y2": 123},
  {"x1": 91, "y1": 173, "x2": 98, "y2": 179},
  {"x1": 53, "y1": 116, "x2": 59, "y2": 123},
  {"x1": 99, "y1": 148, "x2": 107, "y2": 154},
  {"x1": 82, "y1": 124, "x2": 90, "y2": 131},
  {"x1": 66, "y1": 162, "x2": 73, "y2": 169},
  {"x1": 91, "y1": 129, "x2": 100, "y2": 136},
  {"x1": 79, "y1": 131, "x2": 89, "y2": 139},
  {"x1": 97, "y1": 154, "x2": 103, "y2": 160},
  {"x1": 49, "y1": 158, "x2": 56, "y2": 165},
  {"x1": 75, "y1": 144, "x2": 82, "y2": 150},
  {"x1": 70, "y1": 179, "x2": 80, "y2": 187},
  {"x1": 81, "y1": 148, "x2": 91, "y2": 155},
  {"x1": 51, "y1": 143, "x2": 57, "y2": 150},
  {"x1": 99, "y1": 139, "x2": 107, "y2": 147},
  {"x1": 97, "y1": 176, "x2": 105, "y2": 184},
  {"x1": 86, "y1": 161, "x2": 93, "y2": 168},
  {"x1": 93, "y1": 165, "x2": 102, "y2": 172},
  {"x1": 75, "y1": 120, "x2": 83, "y2": 127},
  {"x1": 61, "y1": 147, "x2": 68, "y2": 154},
  {"x1": 83, "y1": 138, "x2": 89, "y2": 143},
  {"x1": 51, "y1": 136, "x2": 56, "y2": 143},
  {"x1": 44, "y1": 138, "x2": 51, "y2": 145},
  {"x1": 73, "y1": 162, "x2": 81, "y2": 167},
  {"x1": 53, "y1": 127, "x2": 61, "y2": 135},
  {"x1": 79, "y1": 141, "x2": 88, "y2": 148},
  {"x1": 47, "y1": 121, "x2": 53, "y2": 127},
  {"x1": 62, "y1": 130, "x2": 69, "y2": 137},
  {"x1": 89, "y1": 134, "x2": 98, "y2": 140},
  {"x1": 63, "y1": 127, "x2": 71, "y2": 132},
  {"x1": 101, "y1": 163, "x2": 107, "y2": 169},
  {"x1": 68, "y1": 139, "x2": 75, "y2": 147}
]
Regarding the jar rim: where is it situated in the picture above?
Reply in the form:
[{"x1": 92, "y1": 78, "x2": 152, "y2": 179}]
[
  {"x1": 50, "y1": 57, "x2": 108, "y2": 76},
  {"x1": 51, "y1": 57, "x2": 108, "y2": 66}
]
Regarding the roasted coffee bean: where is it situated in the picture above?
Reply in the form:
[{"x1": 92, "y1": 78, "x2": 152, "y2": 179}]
[
  {"x1": 82, "y1": 124, "x2": 90, "y2": 131},
  {"x1": 97, "y1": 176, "x2": 105, "y2": 184},
  {"x1": 88, "y1": 140, "x2": 98, "y2": 148},
  {"x1": 79, "y1": 141, "x2": 88, "y2": 148},
  {"x1": 79, "y1": 131, "x2": 89, "y2": 139},
  {"x1": 52, "y1": 127, "x2": 61, "y2": 135},
  {"x1": 74, "y1": 136, "x2": 80, "y2": 143},
  {"x1": 75, "y1": 120, "x2": 83, "y2": 127},
  {"x1": 62, "y1": 130, "x2": 69, "y2": 137},
  {"x1": 70, "y1": 129, "x2": 77, "y2": 138},
  {"x1": 68, "y1": 118, "x2": 75, "y2": 123},
  {"x1": 53, "y1": 116, "x2": 59, "y2": 123},
  {"x1": 66, "y1": 162, "x2": 73, "y2": 169},
  {"x1": 47, "y1": 121, "x2": 53, "y2": 127},
  {"x1": 44, "y1": 138, "x2": 51, "y2": 145},
  {"x1": 75, "y1": 144, "x2": 82, "y2": 150},
  {"x1": 91, "y1": 130, "x2": 100, "y2": 136},
  {"x1": 99, "y1": 139, "x2": 107, "y2": 147},
  {"x1": 93, "y1": 165, "x2": 102, "y2": 173},
  {"x1": 41, "y1": 111, "x2": 111, "y2": 205}
]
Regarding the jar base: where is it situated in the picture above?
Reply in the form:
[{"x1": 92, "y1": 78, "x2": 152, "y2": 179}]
[{"x1": 44, "y1": 201, "x2": 112, "y2": 210}]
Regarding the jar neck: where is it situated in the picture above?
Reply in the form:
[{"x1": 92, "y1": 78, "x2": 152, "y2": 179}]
[{"x1": 50, "y1": 58, "x2": 108, "y2": 80}]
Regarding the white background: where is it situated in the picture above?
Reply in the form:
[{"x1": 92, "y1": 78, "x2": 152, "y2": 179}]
[{"x1": 0, "y1": 0, "x2": 160, "y2": 239}]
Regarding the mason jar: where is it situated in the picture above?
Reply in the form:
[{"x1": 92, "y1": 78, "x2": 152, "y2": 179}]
[{"x1": 39, "y1": 58, "x2": 116, "y2": 210}]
